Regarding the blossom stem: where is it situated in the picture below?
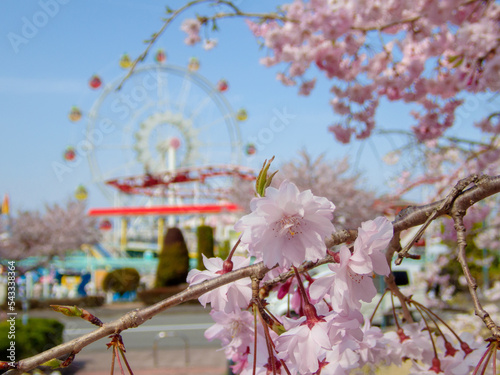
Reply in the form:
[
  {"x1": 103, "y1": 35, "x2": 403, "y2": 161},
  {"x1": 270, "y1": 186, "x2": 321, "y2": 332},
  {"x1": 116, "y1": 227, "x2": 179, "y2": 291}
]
[
  {"x1": 263, "y1": 305, "x2": 284, "y2": 328},
  {"x1": 110, "y1": 347, "x2": 116, "y2": 375},
  {"x1": 292, "y1": 266, "x2": 308, "y2": 304},
  {"x1": 472, "y1": 344, "x2": 493, "y2": 375},
  {"x1": 256, "y1": 308, "x2": 278, "y2": 375},
  {"x1": 409, "y1": 299, "x2": 458, "y2": 354},
  {"x1": 493, "y1": 345, "x2": 497, "y2": 375},
  {"x1": 293, "y1": 266, "x2": 323, "y2": 326},
  {"x1": 252, "y1": 305, "x2": 258, "y2": 375},
  {"x1": 115, "y1": 347, "x2": 126, "y2": 375},
  {"x1": 412, "y1": 303, "x2": 472, "y2": 353},
  {"x1": 390, "y1": 293, "x2": 401, "y2": 330},
  {"x1": 493, "y1": 344, "x2": 497, "y2": 375},
  {"x1": 222, "y1": 236, "x2": 241, "y2": 273},
  {"x1": 279, "y1": 359, "x2": 292, "y2": 375},
  {"x1": 226, "y1": 236, "x2": 241, "y2": 262},
  {"x1": 369, "y1": 288, "x2": 389, "y2": 325},
  {"x1": 410, "y1": 299, "x2": 471, "y2": 350},
  {"x1": 414, "y1": 304, "x2": 439, "y2": 360},
  {"x1": 118, "y1": 348, "x2": 134, "y2": 375}
]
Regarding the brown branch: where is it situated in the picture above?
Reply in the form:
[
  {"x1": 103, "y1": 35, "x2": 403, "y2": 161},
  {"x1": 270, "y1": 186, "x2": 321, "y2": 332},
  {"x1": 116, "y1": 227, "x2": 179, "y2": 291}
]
[
  {"x1": 388, "y1": 174, "x2": 500, "y2": 336},
  {"x1": 452, "y1": 207, "x2": 500, "y2": 339},
  {"x1": 391, "y1": 175, "x2": 500, "y2": 238},
  {"x1": 117, "y1": 0, "x2": 212, "y2": 90},
  {"x1": 386, "y1": 175, "x2": 500, "y2": 326},
  {"x1": 6, "y1": 262, "x2": 269, "y2": 374},
  {"x1": 385, "y1": 273, "x2": 413, "y2": 323},
  {"x1": 117, "y1": 1, "x2": 286, "y2": 90},
  {"x1": 395, "y1": 174, "x2": 481, "y2": 265},
  {"x1": 260, "y1": 254, "x2": 336, "y2": 293},
  {"x1": 325, "y1": 229, "x2": 358, "y2": 249}
]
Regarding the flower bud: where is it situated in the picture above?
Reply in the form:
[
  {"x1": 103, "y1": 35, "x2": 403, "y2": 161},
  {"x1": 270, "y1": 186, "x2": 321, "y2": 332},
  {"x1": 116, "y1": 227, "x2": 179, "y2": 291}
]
[
  {"x1": 41, "y1": 358, "x2": 64, "y2": 369},
  {"x1": 50, "y1": 305, "x2": 103, "y2": 327},
  {"x1": 255, "y1": 156, "x2": 277, "y2": 197}
]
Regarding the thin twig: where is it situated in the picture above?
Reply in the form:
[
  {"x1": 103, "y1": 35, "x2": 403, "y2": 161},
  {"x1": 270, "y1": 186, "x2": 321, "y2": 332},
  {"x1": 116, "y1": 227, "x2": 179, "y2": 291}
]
[
  {"x1": 396, "y1": 174, "x2": 480, "y2": 265},
  {"x1": 117, "y1": 1, "x2": 286, "y2": 89},
  {"x1": 453, "y1": 211, "x2": 500, "y2": 339},
  {"x1": 118, "y1": 0, "x2": 212, "y2": 89}
]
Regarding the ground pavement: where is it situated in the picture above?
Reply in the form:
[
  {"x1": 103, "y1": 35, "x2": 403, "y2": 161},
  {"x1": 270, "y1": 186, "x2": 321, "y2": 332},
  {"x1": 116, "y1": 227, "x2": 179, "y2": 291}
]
[
  {"x1": 62, "y1": 347, "x2": 228, "y2": 375},
  {"x1": 29, "y1": 302, "x2": 230, "y2": 375},
  {"x1": 28, "y1": 302, "x2": 411, "y2": 375}
]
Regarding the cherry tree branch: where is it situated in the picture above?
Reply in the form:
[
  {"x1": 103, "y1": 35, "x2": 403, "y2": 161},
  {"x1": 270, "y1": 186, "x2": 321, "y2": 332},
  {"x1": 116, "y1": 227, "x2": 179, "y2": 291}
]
[
  {"x1": 118, "y1": 0, "x2": 211, "y2": 89},
  {"x1": 392, "y1": 175, "x2": 500, "y2": 235},
  {"x1": 395, "y1": 174, "x2": 482, "y2": 265},
  {"x1": 453, "y1": 206, "x2": 500, "y2": 339},
  {"x1": 390, "y1": 174, "x2": 500, "y2": 336},
  {"x1": 117, "y1": 1, "x2": 286, "y2": 89},
  {"x1": 5, "y1": 262, "x2": 269, "y2": 374},
  {"x1": 5, "y1": 174, "x2": 500, "y2": 374}
]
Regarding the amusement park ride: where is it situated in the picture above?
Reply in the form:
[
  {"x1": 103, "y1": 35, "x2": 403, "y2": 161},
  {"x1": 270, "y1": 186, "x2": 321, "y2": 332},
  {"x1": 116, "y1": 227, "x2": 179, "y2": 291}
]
[{"x1": 66, "y1": 51, "x2": 257, "y2": 257}]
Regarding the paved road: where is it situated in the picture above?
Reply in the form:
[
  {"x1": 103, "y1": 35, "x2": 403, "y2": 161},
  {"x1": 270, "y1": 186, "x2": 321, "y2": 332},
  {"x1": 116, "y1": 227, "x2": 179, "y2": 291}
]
[
  {"x1": 28, "y1": 302, "x2": 230, "y2": 374},
  {"x1": 30, "y1": 302, "x2": 218, "y2": 351}
]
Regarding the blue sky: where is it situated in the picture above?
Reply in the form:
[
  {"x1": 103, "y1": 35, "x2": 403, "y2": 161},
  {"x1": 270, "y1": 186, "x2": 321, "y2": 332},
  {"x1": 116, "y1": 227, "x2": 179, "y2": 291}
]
[{"x1": 0, "y1": 1, "x2": 494, "y2": 213}]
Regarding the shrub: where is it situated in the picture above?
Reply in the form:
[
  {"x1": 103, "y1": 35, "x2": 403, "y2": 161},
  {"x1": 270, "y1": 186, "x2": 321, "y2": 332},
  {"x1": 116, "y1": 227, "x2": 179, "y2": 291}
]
[
  {"x1": 216, "y1": 238, "x2": 231, "y2": 259},
  {"x1": 0, "y1": 318, "x2": 64, "y2": 360},
  {"x1": 155, "y1": 227, "x2": 190, "y2": 287},
  {"x1": 196, "y1": 225, "x2": 215, "y2": 270},
  {"x1": 102, "y1": 268, "x2": 141, "y2": 295}
]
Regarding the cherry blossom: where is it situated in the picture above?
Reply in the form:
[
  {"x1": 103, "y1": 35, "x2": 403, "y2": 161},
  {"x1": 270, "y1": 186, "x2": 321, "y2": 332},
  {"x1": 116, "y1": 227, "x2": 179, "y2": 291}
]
[
  {"x1": 234, "y1": 180, "x2": 335, "y2": 268},
  {"x1": 348, "y1": 216, "x2": 393, "y2": 276},
  {"x1": 240, "y1": 0, "x2": 500, "y2": 147},
  {"x1": 0, "y1": 200, "x2": 100, "y2": 262},
  {"x1": 357, "y1": 320, "x2": 393, "y2": 368},
  {"x1": 310, "y1": 245, "x2": 378, "y2": 312},
  {"x1": 204, "y1": 309, "x2": 254, "y2": 354},
  {"x1": 383, "y1": 321, "x2": 434, "y2": 364},
  {"x1": 180, "y1": 18, "x2": 201, "y2": 45},
  {"x1": 310, "y1": 217, "x2": 392, "y2": 311},
  {"x1": 275, "y1": 314, "x2": 334, "y2": 374},
  {"x1": 187, "y1": 255, "x2": 252, "y2": 313}
]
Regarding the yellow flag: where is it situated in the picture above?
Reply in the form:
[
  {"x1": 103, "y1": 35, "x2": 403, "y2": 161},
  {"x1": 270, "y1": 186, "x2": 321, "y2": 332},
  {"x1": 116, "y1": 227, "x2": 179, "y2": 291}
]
[{"x1": 1, "y1": 194, "x2": 9, "y2": 215}]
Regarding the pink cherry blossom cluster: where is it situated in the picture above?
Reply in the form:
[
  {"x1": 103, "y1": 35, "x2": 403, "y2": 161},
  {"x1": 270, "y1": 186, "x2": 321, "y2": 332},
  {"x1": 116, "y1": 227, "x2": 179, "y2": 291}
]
[
  {"x1": 242, "y1": 0, "x2": 500, "y2": 143},
  {"x1": 187, "y1": 180, "x2": 487, "y2": 374},
  {"x1": 180, "y1": 18, "x2": 202, "y2": 45},
  {"x1": 178, "y1": 1, "x2": 500, "y2": 145}
]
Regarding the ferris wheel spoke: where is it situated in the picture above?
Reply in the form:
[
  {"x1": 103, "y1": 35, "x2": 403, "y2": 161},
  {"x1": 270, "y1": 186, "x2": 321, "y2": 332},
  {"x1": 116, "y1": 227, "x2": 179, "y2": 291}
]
[
  {"x1": 156, "y1": 68, "x2": 171, "y2": 110},
  {"x1": 176, "y1": 77, "x2": 192, "y2": 113},
  {"x1": 195, "y1": 113, "x2": 232, "y2": 134},
  {"x1": 189, "y1": 95, "x2": 213, "y2": 121}
]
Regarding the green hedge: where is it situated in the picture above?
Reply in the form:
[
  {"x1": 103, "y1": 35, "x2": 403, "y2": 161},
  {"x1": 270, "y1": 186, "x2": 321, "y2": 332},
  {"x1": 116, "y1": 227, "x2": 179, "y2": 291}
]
[
  {"x1": 102, "y1": 267, "x2": 141, "y2": 295},
  {"x1": 0, "y1": 318, "x2": 64, "y2": 361},
  {"x1": 155, "y1": 227, "x2": 190, "y2": 287}
]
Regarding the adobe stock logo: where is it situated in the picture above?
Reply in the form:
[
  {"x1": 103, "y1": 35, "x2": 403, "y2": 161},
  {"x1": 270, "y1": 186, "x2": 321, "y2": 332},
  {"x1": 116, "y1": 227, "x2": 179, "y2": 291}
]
[{"x1": 7, "y1": 0, "x2": 71, "y2": 54}]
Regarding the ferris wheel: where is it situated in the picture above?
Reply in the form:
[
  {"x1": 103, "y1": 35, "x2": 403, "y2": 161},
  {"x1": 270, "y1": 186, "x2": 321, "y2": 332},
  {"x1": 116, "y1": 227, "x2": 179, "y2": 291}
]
[{"x1": 82, "y1": 56, "x2": 248, "y2": 207}]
